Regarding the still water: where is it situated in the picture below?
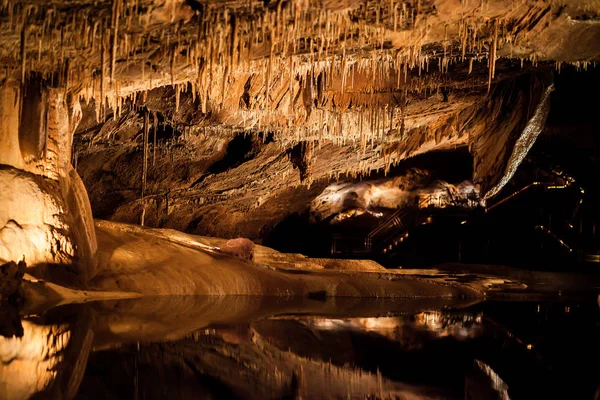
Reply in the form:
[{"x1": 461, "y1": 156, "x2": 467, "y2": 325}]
[{"x1": 1, "y1": 295, "x2": 599, "y2": 399}]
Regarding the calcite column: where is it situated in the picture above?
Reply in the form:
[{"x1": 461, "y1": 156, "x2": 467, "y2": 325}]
[{"x1": 0, "y1": 77, "x2": 97, "y2": 282}]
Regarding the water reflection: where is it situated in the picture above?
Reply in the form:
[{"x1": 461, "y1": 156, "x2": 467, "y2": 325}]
[
  {"x1": 1, "y1": 296, "x2": 599, "y2": 399},
  {"x1": 1, "y1": 321, "x2": 70, "y2": 399},
  {"x1": 305, "y1": 311, "x2": 483, "y2": 341},
  {"x1": 0, "y1": 308, "x2": 93, "y2": 400}
]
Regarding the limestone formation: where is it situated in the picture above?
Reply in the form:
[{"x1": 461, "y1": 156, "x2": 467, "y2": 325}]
[
  {"x1": 0, "y1": 78, "x2": 97, "y2": 281},
  {"x1": 0, "y1": 0, "x2": 599, "y2": 272}
]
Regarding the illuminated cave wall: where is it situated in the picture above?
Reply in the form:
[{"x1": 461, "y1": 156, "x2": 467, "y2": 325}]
[{"x1": 0, "y1": 1, "x2": 599, "y2": 270}]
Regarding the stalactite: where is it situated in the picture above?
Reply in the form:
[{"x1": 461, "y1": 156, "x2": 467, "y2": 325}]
[
  {"x1": 141, "y1": 109, "x2": 149, "y2": 226},
  {"x1": 488, "y1": 19, "x2": 498, "y2": 93},
  {"x1": 20, "y1": 22, "x2": 26, "y2": 85},
  {"x1": 110, "y1": 0, "x2": 120, "y2": 88},
  {"x1": 99, "y1": 22, "x2": 106, "y2": 122},
  {"x1": 1, "y1": 0, "x2": 591, "y2": 187},
  {"x1": 152, "y1": 112, "x2": 157, "y2": 167}
]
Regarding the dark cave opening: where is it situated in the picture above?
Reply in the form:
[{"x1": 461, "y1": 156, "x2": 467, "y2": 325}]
[
  {"x1": 140, "y1": 111, "x2": 184, "y2": 144},
  {"x1": 263, "y1": 148, "x2": 476, "y2": 258},
  {"x1": 207, "y1": 133, "x2": 257, "y2": 175}
]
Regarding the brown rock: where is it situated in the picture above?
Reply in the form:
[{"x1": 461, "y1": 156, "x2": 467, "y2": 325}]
[{"x1": 220, "y1": 238, "x2": 255, "y2": 262}]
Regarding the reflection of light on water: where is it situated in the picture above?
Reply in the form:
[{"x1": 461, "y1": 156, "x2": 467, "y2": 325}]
[
  {"x1": 474, "y1": 360, "x2": 511, "y2": 400},
  {"x1": 415, "y1": 311, "x2": 441, "y2": 327},
  {"x1": 355, "y1": 317, "x2": 401, "y2": 330},
  {"x1": 310, "y1": 319, "x2": 349, "y2": 330},
  {"x1": 306, "y1": 312, "x2": 483, "y2": 341},
  {"x1": 0, "y1": 321, "x2": 71, "y2": 400},
  {"x1": 406, "y1": 312, "x2": 483, "y2": 340}
]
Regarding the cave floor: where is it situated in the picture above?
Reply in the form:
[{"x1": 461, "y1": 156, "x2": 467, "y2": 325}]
[
  {"x1": 21, "y1": 219, "x2": 600, "y2": 313},
  {"x1": 83, "y1": 220, "x2": 488, "y2": 299}
]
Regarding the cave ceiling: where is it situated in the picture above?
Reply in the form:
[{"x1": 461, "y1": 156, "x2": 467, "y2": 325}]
[{"x1": 2, "y1": 0, "x2": 600, "y2": 239}]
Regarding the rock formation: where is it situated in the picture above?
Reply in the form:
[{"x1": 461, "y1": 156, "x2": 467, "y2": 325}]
[
  {"x1": 0, "y1": 0, "x2": 599, "y2": 275},
  {"x1": 0, "y1": 77, "x2": 97, "y2": 282}
]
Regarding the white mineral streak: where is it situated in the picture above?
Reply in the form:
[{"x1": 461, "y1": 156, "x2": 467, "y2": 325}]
[
  {"x1": 484, "y1": 84, "x2": 555, "y2": 200},
  {"x1": 474, "y1": 360, "x2": 511, "y2": 400}
]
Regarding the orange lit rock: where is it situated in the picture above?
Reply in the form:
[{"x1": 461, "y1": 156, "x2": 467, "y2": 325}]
[{"x1": 220, "y1": 238, "x2": 255, "y2": 261}]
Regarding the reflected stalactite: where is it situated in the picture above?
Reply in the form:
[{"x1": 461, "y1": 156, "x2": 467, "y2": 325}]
[
  {"x1": 1, "y1": 1, "x2": 595, "y2": 133},
  {"x1": 3, "y1": 294, "x2": 600, "y2": 399}
]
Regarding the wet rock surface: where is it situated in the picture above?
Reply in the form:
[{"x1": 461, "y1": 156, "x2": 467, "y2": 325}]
[{"x1": 90, "y1": 219, "x2": 480, "y2": 298}]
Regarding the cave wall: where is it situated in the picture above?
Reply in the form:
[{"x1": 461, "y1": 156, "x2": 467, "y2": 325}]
[
  {"x1": 0, "y1": 0, "x2": 599, "y2": 261},
  {"x1": 73, "y1": 69, "x2": 554, "y2": 241}
]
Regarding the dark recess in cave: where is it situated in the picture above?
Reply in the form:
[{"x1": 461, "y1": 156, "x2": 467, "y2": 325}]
[
  {"x1": 266, "y1": 66, "x2": 600, "y2": 270},
  {"x1": 264, "y1": 149, "x2": 474, "y2": 257},
  {"x1": 140, "y1": 111, "x2": 184, "y2": 144},
  {"x1": 207, "y1": 134, "x2": 257, "y2": 175},
  {"x1": 217, "y1": 133, "x2": 274, "y2": 174}
]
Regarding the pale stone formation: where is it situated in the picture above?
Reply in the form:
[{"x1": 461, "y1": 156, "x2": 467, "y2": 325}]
[{"x1": 0, "y1": 79, "x2": 97, "y2": 281}]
